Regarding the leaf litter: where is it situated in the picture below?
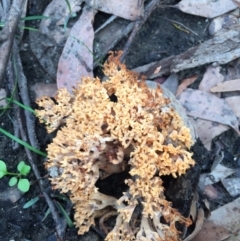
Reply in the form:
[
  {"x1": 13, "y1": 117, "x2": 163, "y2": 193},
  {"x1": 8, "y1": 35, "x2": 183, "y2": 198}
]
[
  {"x1": 176, "y1": 0, "x2": 240, "y2": 18},
  {"x1": 29, "y1": 1, "x2": 240, "y2": 241},
  {"x1": 176, "y1": 88, "x2": 240, "y2": 134}
]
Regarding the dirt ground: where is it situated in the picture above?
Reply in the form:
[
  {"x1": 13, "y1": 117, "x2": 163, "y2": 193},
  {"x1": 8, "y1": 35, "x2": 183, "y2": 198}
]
[{"x1": 0, "y1": 1, "x2": 239, "y2": 241}]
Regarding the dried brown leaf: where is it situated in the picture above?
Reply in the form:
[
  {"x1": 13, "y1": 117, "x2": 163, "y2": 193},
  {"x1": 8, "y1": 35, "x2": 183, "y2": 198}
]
[
  {"x1": 211, "y1": 79, "x2": 240, "y2": 92},
  {"x1": 208, "y1": 197, "x2": 240, "y2": 233},
  {"x1": 57, "y1": 6, "x2": 94, "y2": 91},
  {"x1": 189, "y1": 117, "x2": 229, "y2": 150},
  {"x1": 192, "y1": 220, "x2": 231, "y2": 241},
  {"x1": 88, "y1": 0, "x2": 144, "y2": 21},
  {"x1": 176, "y1": 0, "x2": 239, "y2": 18},
  {"x1": 221, "y1": 178, "x2": 240, "y2": 197},
  {"x1": 199, "y1": 66, "x2": 224, "y2": 96},
  {"x1": 176, "y1": 75, "x2": 198, "y2": 96},
  {"x1": 31, "y1": 83, "x2": 57, "y2": 99},
  {"x1": 225, "y1": 96, "x2": 240, "y2": 125},
  {"x1": 177, "y1": 88, "x2": 240, "y2": 134}
]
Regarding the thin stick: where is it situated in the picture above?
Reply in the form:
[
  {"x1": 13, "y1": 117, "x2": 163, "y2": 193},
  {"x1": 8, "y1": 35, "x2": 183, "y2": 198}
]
[
  {"x1": 12, "y1": 41, "x2": 67, "y2": 240},
  {"x1": 0, "y1": 0, "x2": 26, "y2": 88},
  {"x1": 120, "y1": 0, "x2": 161, "y2": 63}
]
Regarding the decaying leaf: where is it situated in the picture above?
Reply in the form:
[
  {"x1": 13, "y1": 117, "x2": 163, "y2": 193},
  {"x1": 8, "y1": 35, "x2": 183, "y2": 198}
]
[
  {"x1": 224, "y1": 232, "x2": 240, "y2": 241},
  {"x1": 161, "y1": 73, "x2": 179, "y2": 95},
  {"x1": 199, "y1": 164, "x2": 235, "y2": 187},
  {"x1": 221, "y1": 178, "x2": 240, "y2": 197},
  {"x1": 208, "y1": 10, "x2": 239, "y2": 35},
  {"x1": 199, "y1": 66, "x2": 224, "y2": 96},
  {"x1": 176, "y1": 0, "x2": 239, "y2": 18},
  {"x1": 189, "y1": 117, "x2": 229, "y2": 150},
  {"x1": 184, "y1": 208, "x2": 204, "y2": 241},
  {"x1": 225, "y1": 96, "x2": 240, "y2": 125},
  {"x1": 88, "y1": 0, "x2": 144, "y2": 21},
  {"x1": 31, "y1": 83, "x2": 57, "y2": 99},
  {"x1": 57, "y1": 5, "x2": 94, "y2": 91},
  {"x1": 208, "y1": 197, "x2": 240, "y2": 233},
  {"x1": 40, "y1": 0, "x2": 83, "y2": 44},
  {"x1": 176, "y1": 75, "x2": 198, "y2": 96},
  {"x1": 211, "y1": 79, "x2": 240, "y2": 92},
  {"x1": 191, "y1": 220, "x2": 231, "y2": 241},
  {"x1": 177, "y1": 88, "x2": 240, "y2": 134},
  {"x1": 203, "y1": 185, "x2": 220, "y2": 200}
]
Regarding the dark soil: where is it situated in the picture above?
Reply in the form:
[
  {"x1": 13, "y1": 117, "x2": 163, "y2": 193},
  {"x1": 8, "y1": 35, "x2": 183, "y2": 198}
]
[{"x1": 0, "y1": 1, "x2": 238, "y2": 241}]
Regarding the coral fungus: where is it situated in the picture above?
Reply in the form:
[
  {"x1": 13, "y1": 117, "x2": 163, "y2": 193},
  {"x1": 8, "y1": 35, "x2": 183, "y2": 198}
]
[{"x1": 36, "y1": 52, "x2": 195, "y2": 241}]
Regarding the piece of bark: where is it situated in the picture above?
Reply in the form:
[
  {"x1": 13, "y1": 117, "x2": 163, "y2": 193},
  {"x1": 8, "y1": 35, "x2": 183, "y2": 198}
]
[{"x1": 133, "y1": 24, "x2": 240, "y2": 79}]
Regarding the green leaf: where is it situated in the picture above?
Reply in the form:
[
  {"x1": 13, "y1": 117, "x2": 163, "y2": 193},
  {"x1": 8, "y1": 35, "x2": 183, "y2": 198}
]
[
  {"x1": 55, "y1": 201, "x2": 73, "y2": 228},
  {"x1": 0, "y1": 127, "x2": 47, "y2": 157},
  {"x1": 0, "y1": 171, "x2": 6, "y2": 178},
  {"x1": 23, "y1": 196, "x2": 40, "y2": 209},
  {"x1": 20, "y1": 15, "x2": 50, "y2": 21},
  {"x1": 21, "y1": 164, "x2": 31, "y2": 175},
  {"x1": 9, "y1": 177, "x2": 18, "y2": 186},
  {"x1": 18, "y1": 179, "x2": 30, "y2": 192},
  {"x1": 5, "y1": 98, "x2": 36, "y2": 114},
  {"x1": 17, "y1": 161, "x2": 25, "y2": 172},
  {"x1": 41, "y1": 207, "x2": 51, "y2": 222},
  {"x1": 17, "y1": 161, "x2": 30, "y2": 175},
  {"x1": 0, "y1": 160, "x2": 7, "y2": 172}
]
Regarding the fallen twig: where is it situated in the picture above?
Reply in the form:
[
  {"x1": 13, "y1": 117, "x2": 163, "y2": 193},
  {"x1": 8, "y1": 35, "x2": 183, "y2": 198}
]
[
  {"x1": 11, "y1": 41, "x2": 68, "y2": 240},
  {"x1": 120, "y1": 0, "x2": 162, "y2": 63},
  {"x1": 133, "y1": 24, "x2": 240, "y2": 78},
  {"x1": 0, "y1": 0, "x2": 26, "y2": 88}
]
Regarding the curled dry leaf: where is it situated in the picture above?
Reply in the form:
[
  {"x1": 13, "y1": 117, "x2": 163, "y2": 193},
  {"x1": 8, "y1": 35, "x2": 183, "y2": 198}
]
[
  {"x1": 177, "y1": 88, "x2": 240, "y2": 134},
  {"x1": 211, "y1": 79, "x2": 240, "y2": 92},
  {"x1": 176, "y1": 75, "x2": 198, "y2": 96},
  {"x1": 57, "y1": 5, "x2": 94, "y2": 91},
  {"x1": 184, "y1": 208, "x2": 204, "y2": 241},
  {"x1": 176, "y1": 0, "x2": 239, "y2": 18}
]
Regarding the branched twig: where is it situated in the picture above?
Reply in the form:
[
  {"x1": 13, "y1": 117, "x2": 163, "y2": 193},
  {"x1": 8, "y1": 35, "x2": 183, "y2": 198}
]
[
  {"x1": 0, "y1": 0, "x2": 26, "y2": 88},
  {"x1": 120, "y1": 0, "x2": 161, "y2": 63}
]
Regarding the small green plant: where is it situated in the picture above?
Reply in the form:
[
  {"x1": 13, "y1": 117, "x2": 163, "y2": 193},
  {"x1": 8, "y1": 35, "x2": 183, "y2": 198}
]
[{"x1": 0, "y1": 160, "x2": 31, "y2": 192}]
